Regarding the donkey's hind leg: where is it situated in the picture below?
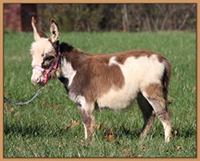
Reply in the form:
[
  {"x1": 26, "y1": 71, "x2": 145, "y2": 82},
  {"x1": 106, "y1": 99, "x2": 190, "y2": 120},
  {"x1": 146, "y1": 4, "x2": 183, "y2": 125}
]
[
  {"x1": 141, "y1": 83, "x2": 171, "y2": 142},
  {"x1": 137, "y1": 92, "x2": 156, "y2": 139}
]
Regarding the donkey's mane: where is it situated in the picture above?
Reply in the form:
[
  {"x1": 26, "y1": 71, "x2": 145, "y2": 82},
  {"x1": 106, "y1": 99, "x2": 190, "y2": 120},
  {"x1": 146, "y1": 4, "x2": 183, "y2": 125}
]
[{"x1": 60, "y1": 42, "x2": 74, "y2": 53}]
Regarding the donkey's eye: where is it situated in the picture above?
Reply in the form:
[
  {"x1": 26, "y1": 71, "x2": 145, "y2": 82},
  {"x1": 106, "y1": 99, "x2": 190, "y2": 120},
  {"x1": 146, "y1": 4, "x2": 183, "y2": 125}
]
[
  {"x1": 41, "y1": 53, "x2": 44, "y2": 57},
  {"x1": 44, "y1": 56, "x2": 55, "y2": 62},
  {"x1": 42, "y1": 56, "x2": 55, "y2": 68}
]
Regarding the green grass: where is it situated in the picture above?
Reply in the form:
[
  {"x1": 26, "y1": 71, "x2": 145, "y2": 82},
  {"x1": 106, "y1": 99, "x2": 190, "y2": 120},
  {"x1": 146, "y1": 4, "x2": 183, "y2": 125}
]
[{"x1": 4, "y1": 31, "x2": 196, "y2": 158}]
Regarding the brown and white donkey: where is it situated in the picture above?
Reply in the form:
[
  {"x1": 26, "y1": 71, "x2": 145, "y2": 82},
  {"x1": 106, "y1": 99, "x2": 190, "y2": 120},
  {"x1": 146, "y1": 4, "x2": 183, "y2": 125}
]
[{"x1": 30, "y1": 17, "x2": 172, "y2": 142}]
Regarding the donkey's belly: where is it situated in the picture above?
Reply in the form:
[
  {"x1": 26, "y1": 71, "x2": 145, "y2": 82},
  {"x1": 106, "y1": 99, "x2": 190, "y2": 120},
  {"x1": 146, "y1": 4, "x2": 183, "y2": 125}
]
[{"x1": 97, "y1": 87, "x2": 138, "y2": 110}]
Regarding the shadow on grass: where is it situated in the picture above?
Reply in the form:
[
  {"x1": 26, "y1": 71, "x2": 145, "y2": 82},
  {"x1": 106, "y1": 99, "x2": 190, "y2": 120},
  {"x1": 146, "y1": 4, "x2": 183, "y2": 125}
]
[
  {"x1": 102, "y1": 124, "x2": 196, "y2": 140},
  {"x1": 4, "y1": 123, "x2": 72, "y2": 138},
  {"x1": 113, "y1": 126, "x2": 141, "y2": 139},
  {"x1": 100, "y1": 125, "x2": 141, "y2": 140},
  {"x1": 4, "y1": 122, "x2": 196, "y2": 140}
]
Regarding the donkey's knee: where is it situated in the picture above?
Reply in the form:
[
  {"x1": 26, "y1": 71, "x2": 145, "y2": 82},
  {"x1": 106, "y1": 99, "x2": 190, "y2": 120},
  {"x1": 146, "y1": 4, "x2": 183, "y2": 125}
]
[{"x1": 78, "y1": 106, "x2": 95, "y2": 140}]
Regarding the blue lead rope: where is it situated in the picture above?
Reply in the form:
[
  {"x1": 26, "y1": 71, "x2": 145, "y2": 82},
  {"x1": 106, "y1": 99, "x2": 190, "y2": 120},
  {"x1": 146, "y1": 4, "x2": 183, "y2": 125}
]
[{"x1": 4, "y1": 87, "x2": 44, "y2": 106}]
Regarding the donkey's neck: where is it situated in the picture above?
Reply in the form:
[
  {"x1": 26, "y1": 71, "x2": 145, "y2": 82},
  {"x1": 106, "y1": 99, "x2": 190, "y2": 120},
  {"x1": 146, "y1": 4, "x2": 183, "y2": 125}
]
[
  {"x1": 60, "y1": 42, "x2": 88, "y2": 68},
  {"x1": 58, "y1": 42, "x2": 88, "y2": 87}
]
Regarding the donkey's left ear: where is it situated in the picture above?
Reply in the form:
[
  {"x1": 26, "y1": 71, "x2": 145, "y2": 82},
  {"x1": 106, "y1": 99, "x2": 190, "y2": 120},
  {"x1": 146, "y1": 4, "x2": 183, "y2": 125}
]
[{"x1": 49, "y1": 18, "x2": 59, "y2": 43}]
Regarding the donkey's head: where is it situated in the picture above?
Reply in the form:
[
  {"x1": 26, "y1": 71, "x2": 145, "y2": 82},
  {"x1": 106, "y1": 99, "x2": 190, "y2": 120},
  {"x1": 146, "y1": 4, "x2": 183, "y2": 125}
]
[{"x1": 30, "y1": 17, "x2": 60, "y2": 86}]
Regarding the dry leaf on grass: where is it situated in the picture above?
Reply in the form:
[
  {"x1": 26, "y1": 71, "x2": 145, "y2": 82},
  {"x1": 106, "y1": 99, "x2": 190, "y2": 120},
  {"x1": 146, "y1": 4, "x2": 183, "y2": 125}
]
[
  {"x1": 176, "y1": 146, "x2": 182, "y2": 151},
  {"x1": 9, "y1": 107, "x2": 14, "y2": 114},
  {"x1": 107, "y1": 134, "x2": 114, "y2": 142},
  {"x1": 65, "y1": 120, "x2": 79, "y2": 130},
  {"x1": 142, "y1": 144, "x2": 147, "y2": 150},
  {"x1": 106, "y1": 128, "x2": 114, "y2": 142},
  {"x1": 42, "y1": 100, "x2": 47, "y2": 106}
]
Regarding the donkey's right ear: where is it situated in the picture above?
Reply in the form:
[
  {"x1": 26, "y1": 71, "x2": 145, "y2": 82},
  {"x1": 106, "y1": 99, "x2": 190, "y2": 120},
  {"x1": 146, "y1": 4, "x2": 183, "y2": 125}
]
[{"x1": 31, "y1": 17, "x2": 47, "y2": 41}]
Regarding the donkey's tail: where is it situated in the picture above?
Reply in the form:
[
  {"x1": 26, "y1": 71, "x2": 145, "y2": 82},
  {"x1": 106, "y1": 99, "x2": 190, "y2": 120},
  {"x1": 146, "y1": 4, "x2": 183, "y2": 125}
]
[{"x1": 162, "y1": 60, "x2": 172, "y2": 101}]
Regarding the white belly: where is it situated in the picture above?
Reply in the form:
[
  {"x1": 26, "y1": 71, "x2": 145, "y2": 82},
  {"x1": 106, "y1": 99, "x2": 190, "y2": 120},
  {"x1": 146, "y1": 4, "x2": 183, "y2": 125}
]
[{"x1": 97, "y1": 86, "x2": 139, "y2": 110}]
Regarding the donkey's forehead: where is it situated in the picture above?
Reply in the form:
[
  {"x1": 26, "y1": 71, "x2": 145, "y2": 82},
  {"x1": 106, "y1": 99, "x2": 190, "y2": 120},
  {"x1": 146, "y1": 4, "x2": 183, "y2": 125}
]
[{"x1": 30, "y1": 38, "x2": 54, "y2": 55}]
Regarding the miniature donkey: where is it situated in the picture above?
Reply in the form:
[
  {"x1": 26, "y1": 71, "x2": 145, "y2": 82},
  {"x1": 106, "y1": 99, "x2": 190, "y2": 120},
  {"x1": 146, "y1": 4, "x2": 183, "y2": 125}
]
[{"x1": 30, "y1": 17, "x2": 172, "y2": 142}]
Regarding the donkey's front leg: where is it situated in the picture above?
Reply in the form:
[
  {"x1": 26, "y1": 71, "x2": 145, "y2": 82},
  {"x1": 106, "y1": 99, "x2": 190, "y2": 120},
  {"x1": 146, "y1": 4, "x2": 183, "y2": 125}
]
[{"x1": 78, "y1": 106, "x2": 95, "y2": 140}]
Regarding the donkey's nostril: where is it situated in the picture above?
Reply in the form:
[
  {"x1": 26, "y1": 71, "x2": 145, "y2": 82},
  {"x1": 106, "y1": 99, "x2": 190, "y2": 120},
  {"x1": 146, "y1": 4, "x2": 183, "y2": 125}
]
[
  {"x1": 36, "y1": 78, "x2": 40, "y2": 83},
  {"x1": 31, "y1": 77, "x2": 41, "y2": 85}
]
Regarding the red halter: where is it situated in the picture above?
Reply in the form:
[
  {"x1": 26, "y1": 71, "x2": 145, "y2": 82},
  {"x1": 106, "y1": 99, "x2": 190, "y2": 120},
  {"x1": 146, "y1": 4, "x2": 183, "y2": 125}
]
[{"x1": 33, "y1": 44, "x2": 61, "y2": 85}]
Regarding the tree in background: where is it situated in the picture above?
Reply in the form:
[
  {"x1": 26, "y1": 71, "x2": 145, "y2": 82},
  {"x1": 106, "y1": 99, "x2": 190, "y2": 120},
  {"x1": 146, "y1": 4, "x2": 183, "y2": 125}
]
[{"x1": 37, "y1": 4, "x2": 196, "y2": 32}]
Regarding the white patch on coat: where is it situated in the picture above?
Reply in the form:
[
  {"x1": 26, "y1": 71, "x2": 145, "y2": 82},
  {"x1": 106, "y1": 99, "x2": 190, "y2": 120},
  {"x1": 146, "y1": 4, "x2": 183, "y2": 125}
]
[
  {"x1": 61, "y1": 58, "x2": 77, "y2": 87},
  {"x1": 30, "y1": 38, "x2": 54, "y2": 84},
  {"x1": 97, "y1": 55, "x2": 165, "y2": 110},
  {"x1": 109, "y1": 56, "x2": 118, "y2": 66}
]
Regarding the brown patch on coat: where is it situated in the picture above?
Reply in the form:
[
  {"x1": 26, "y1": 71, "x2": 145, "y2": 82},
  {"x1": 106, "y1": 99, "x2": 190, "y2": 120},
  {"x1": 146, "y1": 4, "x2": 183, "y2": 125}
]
[
  {"x1": 145, "y1": 83, "x2": 164, "y2": 99},
  {"x1": 144, "y1": 83, "x2": 171, "y2": 118}
]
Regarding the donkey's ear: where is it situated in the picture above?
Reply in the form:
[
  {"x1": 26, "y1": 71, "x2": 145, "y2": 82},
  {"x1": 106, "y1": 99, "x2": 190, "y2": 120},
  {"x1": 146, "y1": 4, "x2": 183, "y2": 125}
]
[
  {"x1": 31, "y1": 17, "x2": 41, "y2": 41},
  {"x1": 49, "y1": 18, "x2": 59, "y2": 43},
  {"x1": 31, "y1": 17, "x2": 47, "y2": 41}
]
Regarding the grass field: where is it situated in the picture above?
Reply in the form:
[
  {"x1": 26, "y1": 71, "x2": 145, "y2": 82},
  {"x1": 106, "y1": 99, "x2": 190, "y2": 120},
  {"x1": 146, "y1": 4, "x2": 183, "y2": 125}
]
[{"x1": 4, "y1": 31, "x2": 196, "y2": 158}]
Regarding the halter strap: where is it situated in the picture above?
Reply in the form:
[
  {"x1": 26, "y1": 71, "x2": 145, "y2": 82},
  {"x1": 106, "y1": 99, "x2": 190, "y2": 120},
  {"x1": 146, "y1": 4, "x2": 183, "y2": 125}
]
[{"x1": 33, "y1": 65, "x2": 45, "y2": 72}]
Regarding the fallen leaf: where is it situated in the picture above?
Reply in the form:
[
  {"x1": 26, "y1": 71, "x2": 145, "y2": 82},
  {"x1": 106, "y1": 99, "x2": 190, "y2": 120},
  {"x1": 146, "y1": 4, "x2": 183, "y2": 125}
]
[
  {"x1": 107, "y1": 134, "x2": 114, "y2": 142},
  {"x1": 106, "y1": 128, "x2": 114, "y2": 142},
  {"x1": 42, "y1": 100, "x2": 47, "y2": 106},
  {"x1": 137, "y1": 154, "x2": 142, "y2": 157},
  {"x1": 71, "y1": 120, "x2": 79, "y2": 127},
  {"x1": 142, "y1": 144, "x2": 147, "y2": 150},
  {"x1": 65, "y1": 120, "x2": 79, "y2": 130},
  {"x1": 9, "y1": 107, "x2": 14, "y2": 114},
  {"x1": 176, "y1": 146, "x2": 181, "y2": 151}
]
